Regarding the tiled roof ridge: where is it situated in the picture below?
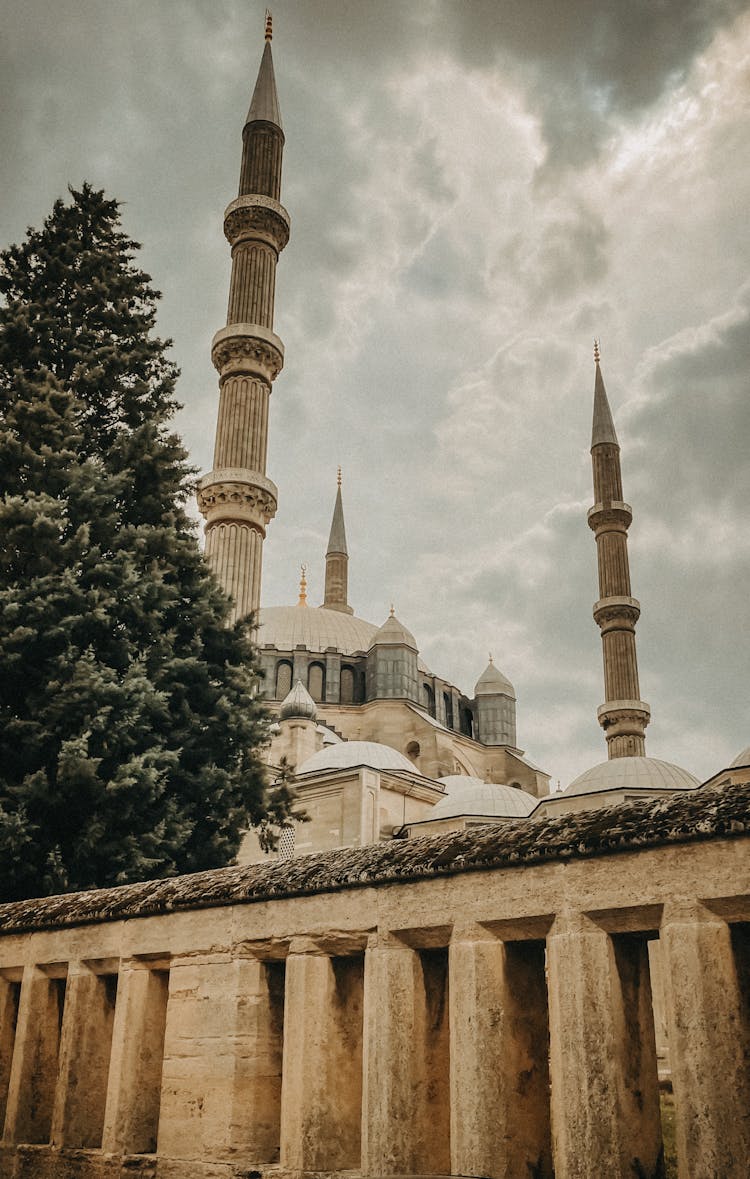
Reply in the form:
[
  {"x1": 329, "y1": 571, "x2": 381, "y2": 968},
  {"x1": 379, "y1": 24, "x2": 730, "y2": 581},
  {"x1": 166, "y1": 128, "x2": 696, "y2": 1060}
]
[{"x1": 0, "y1": 783, "x2": 747, "y2": 935}]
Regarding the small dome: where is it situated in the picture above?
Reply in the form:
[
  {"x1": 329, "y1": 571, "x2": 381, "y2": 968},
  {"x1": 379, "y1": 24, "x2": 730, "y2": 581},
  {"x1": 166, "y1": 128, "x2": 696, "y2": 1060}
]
[
  {"x1": 730, "y1": 745, "x2": 750, "y2": 769},
  {"x1": 431, "y1": 778, "x2": 536, "y2": 820},
  {"x1": 279, "y1": 679, "x2": 317, "y2": 721},
  {"x1": 565, "y1": 756, "x2": 699, "y2": 796},
  {"x1": 298, "y1": 740, "x2": 416, "y2": 774},
  {"x1": 474, "y1": 659, "x2": 515, "y2": 698},
  {"x1": 369, "y1": 612, "x2": 418, "y2": 652}
]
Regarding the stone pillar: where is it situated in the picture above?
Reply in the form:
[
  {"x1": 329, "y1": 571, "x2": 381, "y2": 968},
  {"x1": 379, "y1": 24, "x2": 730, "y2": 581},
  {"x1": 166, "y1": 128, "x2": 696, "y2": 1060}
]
[
  {"x1": 547, "y1": 913, "x2": 661, "y2": 1179},
  {"x1": 157, "y1": 954, "x2": 287, "y2": 1165},
  {"x1": 661, "y1": 902, "x2": 750, "y2": 1176},
  {"x1": 280, "y1": 941, "x2": 363, "y2": 1171},
  {"x1": 0, "y1": 973, "x2": 21, "y2": 1133},
  {"x1": 102, "y1": 964, "x2": 169, "y2": 1155},
  {"x1": 449, "y1": 929, "x2": 551, "y2": 1178},
  {"x1": 50, "y1": 963, "x2": 117, "y2": 1148},
  {"x1": 362, "y1": 935, "x2": 450, "y2": 1175},
  {"x1": 3, "y1": 965, "x2": 66, "y2": 1145}
]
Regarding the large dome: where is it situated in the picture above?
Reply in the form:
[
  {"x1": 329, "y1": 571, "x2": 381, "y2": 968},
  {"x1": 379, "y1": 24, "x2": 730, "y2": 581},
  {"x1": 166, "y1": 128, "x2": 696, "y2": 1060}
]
[
  {"x1": 258, "y1": 605, "x2": 378, "y2": 656},
  {"x1": 431, "y1": 776, "x2": 535, "y2": 819},
  {"x1": 258, "y1": 605, "x2": 430, "y2": 671},
  {"x1": 298, "y1": 741, "x2": 416, "y2": 774},
  {"x1": 565, "y1": 756, "x2": 699, "y2": 796}
]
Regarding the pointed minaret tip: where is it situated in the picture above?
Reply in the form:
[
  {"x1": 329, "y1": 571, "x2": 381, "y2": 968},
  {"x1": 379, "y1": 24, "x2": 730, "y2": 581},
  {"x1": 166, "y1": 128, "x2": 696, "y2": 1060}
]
[
  {"x1": 591, "y1": 340, "x2": 619, "y2": 448},
  {"x1": 326, "y1": 471, "x2": 348, "y2": 557},
  {"x1": 246, "y1": 12, "x2": 282, "y2": 129}
]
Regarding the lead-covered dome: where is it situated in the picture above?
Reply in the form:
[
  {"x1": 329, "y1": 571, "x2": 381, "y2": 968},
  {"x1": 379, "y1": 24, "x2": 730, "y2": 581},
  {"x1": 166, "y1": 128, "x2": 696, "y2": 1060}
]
[
  {"x1": 298, "y1": 741, "x2": 416, "y2": 775},
  {"x1": 474, "y1": 659, "x2": 515, "y2": 698},
  {"x1": 369, "y1": 613, "x2": 418, "y2": 651},
  {"x1": 279, "y1": 680, "x2": 317, "y2": 721},
  {"x1": 565, "y1": 756, "x2": 699, "y2": 796},
  {"x1": 258, "y1": 605, "x2": 378, "y2": 656},
  {"x1": 431, "y1": 776, "x2": 535, "y2": 819}
]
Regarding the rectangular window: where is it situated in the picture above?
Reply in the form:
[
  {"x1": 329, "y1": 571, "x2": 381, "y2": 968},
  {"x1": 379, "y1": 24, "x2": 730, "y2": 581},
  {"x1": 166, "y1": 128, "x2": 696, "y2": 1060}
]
[
  {"x1": 61, "y1": 968, "x2": 119, "y2": 1149},
  {"x1": 129, "y1": 967, "x2": 170, "y2": 1154}
]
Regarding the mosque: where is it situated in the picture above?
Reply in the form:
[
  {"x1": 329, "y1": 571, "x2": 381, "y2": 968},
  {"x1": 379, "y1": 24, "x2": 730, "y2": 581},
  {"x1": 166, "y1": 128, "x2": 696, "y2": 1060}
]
[{"x1": 196, "y1": 24, "x2": 748, "y2": 862}]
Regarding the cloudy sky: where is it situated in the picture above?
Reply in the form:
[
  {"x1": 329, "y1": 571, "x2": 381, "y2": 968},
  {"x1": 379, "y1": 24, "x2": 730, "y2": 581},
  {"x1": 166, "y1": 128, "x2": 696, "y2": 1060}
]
[{"x1": 3, "y1": 0, "x2": 749, "y2": 786}]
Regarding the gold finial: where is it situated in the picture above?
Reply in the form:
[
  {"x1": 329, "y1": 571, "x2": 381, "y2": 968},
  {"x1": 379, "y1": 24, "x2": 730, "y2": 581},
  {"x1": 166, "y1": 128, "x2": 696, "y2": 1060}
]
[
  {"x1": 389, "y1": 603, "x2": 395, "y2": 618},
  {"x1": 298, "y1": 563, "x2": 308, "y2": 606},
  {"x1": 337, "y1": 465, "x2": 342, "y2": 488},
  {"x1": 593, "y1": 338, "x2": 600, "y2": 364},
  {"x1": 489, "y1": 652, "x2": 494, "y2": 664},
  {"x1": 265, "y1": 8, "x2": 273, "y2": 41}
]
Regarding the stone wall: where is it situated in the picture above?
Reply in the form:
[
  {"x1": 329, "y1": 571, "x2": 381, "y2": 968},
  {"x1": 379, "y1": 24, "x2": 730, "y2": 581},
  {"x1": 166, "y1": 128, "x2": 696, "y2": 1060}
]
[{"x1": 0, "y1": 784, "x2": 748, "y2": 1178}]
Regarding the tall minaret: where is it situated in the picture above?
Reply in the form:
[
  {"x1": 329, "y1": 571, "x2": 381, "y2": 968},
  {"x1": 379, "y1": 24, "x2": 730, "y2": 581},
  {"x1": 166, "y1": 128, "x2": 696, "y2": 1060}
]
[
  {"x1": 588, "y1": 342, "x2": 650, "y2": 757},
  {"x1": 197, "y1": 13, "x2": 289, "y2": 623},
  {"x1": 323, "y1": 468, "x2": 353, "y2": 613}
]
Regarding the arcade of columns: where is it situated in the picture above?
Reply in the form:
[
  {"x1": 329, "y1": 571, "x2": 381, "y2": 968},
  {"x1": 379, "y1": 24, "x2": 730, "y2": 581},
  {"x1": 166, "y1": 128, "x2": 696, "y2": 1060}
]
[{"x1": 0, "y1": 786, "x2": 748, "y2": 1178}]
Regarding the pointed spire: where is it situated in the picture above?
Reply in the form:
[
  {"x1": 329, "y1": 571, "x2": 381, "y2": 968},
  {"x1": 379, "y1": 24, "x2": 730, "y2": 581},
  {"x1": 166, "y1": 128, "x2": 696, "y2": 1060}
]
[
  {"x1": 591, "y1": 340, "x2": 619, "y2": 448},
  {"x1": 298, "y1": 564, "x2": 308, "y2": 607},
  {"x1": 326, "y1": 472, "x2": 348, "y2": 557},
  {"x1": 246, "y1": 22, "x2": 283, "y2": 129}
]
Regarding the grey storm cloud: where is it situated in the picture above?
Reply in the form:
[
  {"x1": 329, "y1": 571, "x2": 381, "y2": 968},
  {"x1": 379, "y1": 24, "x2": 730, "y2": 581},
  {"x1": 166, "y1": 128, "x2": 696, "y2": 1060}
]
[{"x1": 2, "y1": 1, "x2": 749, "y2": 787}]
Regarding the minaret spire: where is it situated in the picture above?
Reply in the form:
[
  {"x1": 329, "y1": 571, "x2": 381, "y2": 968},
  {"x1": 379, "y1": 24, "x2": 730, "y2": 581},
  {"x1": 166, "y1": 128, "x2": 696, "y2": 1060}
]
[
  {"x1": 198, "y1": 21, "x2": 290, "y2": 623},
  {"x1": 323, "y1": 469, "x2": 353, "y2": 614},
  {"x1": 587, "y1": 344, "x2": 650, "y2": 757}
]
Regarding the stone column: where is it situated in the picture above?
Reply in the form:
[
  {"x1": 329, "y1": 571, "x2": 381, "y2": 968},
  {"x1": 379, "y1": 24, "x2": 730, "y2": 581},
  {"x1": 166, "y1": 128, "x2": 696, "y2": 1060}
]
[
  {"x1": 231, "y1": 956, "x2": 285, "y2": 1163},
  {"x1": 3, "y1": 965, "x2": 66, "y2": 1145},
  {"x1": 101, "y1": 964, "x2": 169, "y2": 1155},
  {"x1": 362, "y1": 935, "x2": 450, "y2": 1175},
  {"x1": 0, "y1": 973, "x2": 21, "y2": 1132},
  {"x1": 280, "y1": 940, "x2": 363, "y2": 1171},
  {"x1": 547, "y1": 912, "x2": 661, "y2": 1179},
  {"x1": 661, "y1": 902, "x2": 750, "y2": 1175},
  {"x1": 449, "y1": 928, "x2": 551, "y2": 1178},
  {"x1": 50, "y1": 963, "x2": 117, "y2": 1149}
]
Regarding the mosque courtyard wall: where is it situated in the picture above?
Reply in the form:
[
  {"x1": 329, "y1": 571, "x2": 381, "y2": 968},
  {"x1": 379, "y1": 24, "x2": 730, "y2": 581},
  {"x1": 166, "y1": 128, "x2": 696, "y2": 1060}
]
[{"x1": 0, "y1": 783, "x2": 748, "y2": 1179}]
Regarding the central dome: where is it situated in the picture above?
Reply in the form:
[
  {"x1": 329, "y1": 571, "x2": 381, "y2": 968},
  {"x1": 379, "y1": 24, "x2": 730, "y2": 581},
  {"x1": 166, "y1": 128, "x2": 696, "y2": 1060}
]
[{"x1": 258, "y1": 605, "x2": 378, "y2": 656}]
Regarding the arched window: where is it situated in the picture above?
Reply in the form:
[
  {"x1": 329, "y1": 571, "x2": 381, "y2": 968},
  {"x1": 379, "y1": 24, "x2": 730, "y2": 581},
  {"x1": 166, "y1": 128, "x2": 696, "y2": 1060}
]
[
  {"x1": 340, "y1": 665, "x2": 355, "y2": 704},
  {"x1": 308, "y1": 662, "x2": 325, "y2": 702},
  {"x1": 406, "y1": 740, "x2": 421, "y2": 761},
  {"x1": 423, "y1": 684, "x2": 435, "y2": 717},
  {"x1": 443, "y1": 692, "x2": 454, "y2": 729},
  {"x1": 275, "y1": 660, "x2": 292, "y2": 700}
]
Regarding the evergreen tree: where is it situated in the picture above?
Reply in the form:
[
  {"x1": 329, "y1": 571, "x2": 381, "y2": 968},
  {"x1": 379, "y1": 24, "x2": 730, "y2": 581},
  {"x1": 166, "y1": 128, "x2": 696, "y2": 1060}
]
[{"x1": 0, "y1": 185, "x2": 289, "y2": 901}]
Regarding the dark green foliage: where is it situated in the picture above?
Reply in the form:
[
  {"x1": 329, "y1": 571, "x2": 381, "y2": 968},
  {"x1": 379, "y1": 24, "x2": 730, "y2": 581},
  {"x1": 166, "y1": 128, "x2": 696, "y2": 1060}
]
[{"x1": 0, "y1": 185, "x2": 287, "y2": 901}]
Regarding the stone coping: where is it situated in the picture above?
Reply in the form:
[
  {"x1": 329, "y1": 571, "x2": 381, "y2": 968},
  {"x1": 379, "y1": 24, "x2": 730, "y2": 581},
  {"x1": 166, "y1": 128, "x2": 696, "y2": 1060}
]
[{"x1": 0, "y1": 783, "x2": 747, "y2": 935}]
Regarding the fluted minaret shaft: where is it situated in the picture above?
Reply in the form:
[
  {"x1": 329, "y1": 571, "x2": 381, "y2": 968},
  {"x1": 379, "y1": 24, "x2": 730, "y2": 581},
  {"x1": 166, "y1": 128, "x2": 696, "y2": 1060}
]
[
  {"x1": 198, "y1": 34, "x2": 289, "y2": 623},
  {"x1": 323, "y1": 473, "x2": 353, "y2": 614},
  {"x1": 587, "y1": 352, "x2": 650, "y2": 758}
]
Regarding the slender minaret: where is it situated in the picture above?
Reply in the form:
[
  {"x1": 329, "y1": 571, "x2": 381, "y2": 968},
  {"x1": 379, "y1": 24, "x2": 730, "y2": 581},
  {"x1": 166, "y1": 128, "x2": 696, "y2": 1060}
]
[
  {"x1": 197, "y1": 12, "x2": 289, "y2": 623},
  {"x1": 588, "y1": 342, "x2": 650, "y2": 757},
  {"x1": 323, "y1": 468, "x2": 353, "y2": 614}
]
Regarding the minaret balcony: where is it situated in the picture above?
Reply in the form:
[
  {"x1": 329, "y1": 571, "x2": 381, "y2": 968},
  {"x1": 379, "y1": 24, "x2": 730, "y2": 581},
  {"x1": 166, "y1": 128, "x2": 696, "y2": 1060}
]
[
  {"x1": 587, "y1": 501, "x2": 632, "y2": 534},
  {"x1": 211, "y1": 323, "x2": 284, "y2": 383},
  {"x1": 593, "y1": 596, "x2": 641, "y2": 632},
  {"x1": 224, "y1": 194, "x2": 290, "y2": 252},
  {"x1": 197, "y1": 467, "x2": 278, "y2": 531},
  {"x1": 597, "y1": 700, "x2": 651, "y2": 737}
]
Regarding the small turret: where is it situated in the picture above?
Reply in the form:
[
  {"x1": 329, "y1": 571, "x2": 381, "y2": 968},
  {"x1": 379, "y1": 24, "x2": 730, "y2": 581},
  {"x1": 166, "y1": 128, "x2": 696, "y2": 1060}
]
[
  {"x1": 366, "y1": 607, "x2": 419, "y2": 702},
  {"x1": 277, "y1": 679, "x2": 319, "y2": 768},
  {"x1": 323, "y1": 468, "x2": 353, "y2": 614},
  {"x1": 474, "y1": 657, "x2": 517, "y2": 746}
]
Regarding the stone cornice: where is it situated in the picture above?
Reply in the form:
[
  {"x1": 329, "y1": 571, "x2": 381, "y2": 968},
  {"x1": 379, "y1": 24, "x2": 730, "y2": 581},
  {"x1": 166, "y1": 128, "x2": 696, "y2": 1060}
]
[
  {"x1": 211, "y1": 323, "x2": 284, "y2": 382},
  {"x1": 0, "y1": 784, "x2": 746, "y2": 935}
]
